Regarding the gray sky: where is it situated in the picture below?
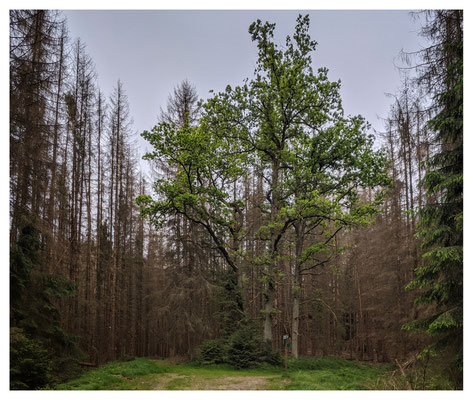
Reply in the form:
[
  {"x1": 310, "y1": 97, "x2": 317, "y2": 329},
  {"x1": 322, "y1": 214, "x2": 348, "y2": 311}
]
[{"x1": 62, "y1": 10, "x2": 429, "y2": 157}]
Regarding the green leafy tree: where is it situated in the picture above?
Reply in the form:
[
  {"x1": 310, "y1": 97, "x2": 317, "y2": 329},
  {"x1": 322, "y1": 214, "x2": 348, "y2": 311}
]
[
  {"x1": 137, "y1": 106, "x2": 249, "y2": 332},
  {"x1": 403, "y1": 10, "x2": 463, "y2": 386},
  {"x1": 139, "y1": 15, "x2": 389, "y2": 349},
  {"x1": 200, "y1": 15, "x2": 389, "y2": 346},
  {"x1": 286, "y1": 116, "x2": 389, "y2": 357}
]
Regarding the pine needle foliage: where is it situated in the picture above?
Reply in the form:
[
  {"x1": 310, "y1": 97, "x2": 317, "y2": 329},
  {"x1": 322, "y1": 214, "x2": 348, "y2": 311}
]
[
  {"x1": 403, "y1": 10, "x2": 463, "y2": 387},
  {"x1": 10, "y1": 221, "x2": 81, "y2": 387}
]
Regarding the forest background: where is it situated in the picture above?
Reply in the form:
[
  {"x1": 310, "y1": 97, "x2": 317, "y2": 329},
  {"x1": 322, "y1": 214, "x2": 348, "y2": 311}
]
[{"x1": 5, "y1": 2, "x2": 466, "y2": 391}]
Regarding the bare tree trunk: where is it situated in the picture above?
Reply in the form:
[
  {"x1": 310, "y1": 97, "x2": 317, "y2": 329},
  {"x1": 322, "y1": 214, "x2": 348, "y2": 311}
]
[
  {"x1": 355, "y1": 264, "x2": 365, "y2": 360},
  {"x1": 47, "y1": 29, "x2": 66, "y2": 270},
  {"x1": 291, "y1": 220, "x2": 305, "y2": 358}
]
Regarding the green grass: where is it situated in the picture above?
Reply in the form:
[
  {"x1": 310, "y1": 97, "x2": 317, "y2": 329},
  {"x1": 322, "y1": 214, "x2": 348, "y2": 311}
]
[
  {"x1": 56, "y1": 358, "x2": 169, "y2": 390},
  {"x1": 56, "y1": 356, "x2": 393, "y2": 390},
  {"x1": 170, "y1": 361, "x2": 281, "y2": 376},
  {"x1": 284, "y1": 357, "x2": 392, "y2": 390}
]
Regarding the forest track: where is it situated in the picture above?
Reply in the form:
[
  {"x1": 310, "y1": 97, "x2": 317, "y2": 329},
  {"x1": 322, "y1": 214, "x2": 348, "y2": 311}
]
[
  {"x1": 152, "y1": 372, "x2": 278, "y2": 390},
  {"x1": 57, "y1": 357, "x2": 392, "y2": 390}
]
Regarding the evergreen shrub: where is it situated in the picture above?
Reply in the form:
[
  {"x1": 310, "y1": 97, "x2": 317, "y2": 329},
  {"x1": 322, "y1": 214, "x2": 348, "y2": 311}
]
[
  {"x1": 200, "y1": 339, "x2": 225, "y2": 364},
  {"x1": 10, "y1": 328, "x2": 52, "y2": 390},
  {"x1": 226, "y1": 324, "x2": 261, "y2": 369}
]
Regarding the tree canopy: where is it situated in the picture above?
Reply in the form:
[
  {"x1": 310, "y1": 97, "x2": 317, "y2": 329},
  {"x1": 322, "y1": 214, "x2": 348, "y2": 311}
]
[{"x1": 138, "y1": 14, "x2": 390, "y2": 347}]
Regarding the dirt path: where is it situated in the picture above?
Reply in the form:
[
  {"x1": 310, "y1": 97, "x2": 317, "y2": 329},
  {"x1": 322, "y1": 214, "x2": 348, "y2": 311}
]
[{"x1": 152, "y1": 373, "x2": 279, "y2": 390}]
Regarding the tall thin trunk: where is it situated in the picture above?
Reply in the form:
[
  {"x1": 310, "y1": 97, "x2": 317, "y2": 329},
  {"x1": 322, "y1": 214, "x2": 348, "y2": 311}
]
[
  {"x1": 47, "y1": 30, "x2": 65, "y2": 264},
  {"x1": 291, "y1": 220, "x2": 305, "y2": 358},
  {"x1": 263, "y1": 158, "x2": 280, "y2": 344}
]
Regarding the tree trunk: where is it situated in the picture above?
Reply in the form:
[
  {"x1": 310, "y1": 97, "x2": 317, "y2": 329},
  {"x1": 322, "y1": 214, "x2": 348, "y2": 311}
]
[{"x1": 291, "y1": 220, "x2": 305, "y2": 358}]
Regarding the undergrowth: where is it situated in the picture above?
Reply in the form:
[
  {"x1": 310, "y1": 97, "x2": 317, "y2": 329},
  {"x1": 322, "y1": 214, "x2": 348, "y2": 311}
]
[
  {"x1": 374, "y1": 358, "x2": 460, "y2": 390},
  {"x1": 285, "y1": 357, "x2": 392, "y2": 390}
]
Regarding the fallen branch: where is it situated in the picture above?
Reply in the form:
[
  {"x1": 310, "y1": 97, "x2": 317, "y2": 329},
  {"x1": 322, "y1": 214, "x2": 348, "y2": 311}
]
[
  {"x1": 395, "y1": 359, "x2": 412, "y2": 390},
  {"x1": 79, "y1": 361, "x2": 97, "y2": 367}
]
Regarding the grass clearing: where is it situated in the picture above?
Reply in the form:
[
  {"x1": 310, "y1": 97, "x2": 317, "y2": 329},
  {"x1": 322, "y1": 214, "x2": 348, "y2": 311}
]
[
  {"x1": 56, "y1": 358, "x2": 170, "y2": 390},
  {"x1": 284, "y1": 357, "x2": 392, "y2": 390},
  {"x1": 56, "y1": 356, "x2": 393, "y2": 390}
]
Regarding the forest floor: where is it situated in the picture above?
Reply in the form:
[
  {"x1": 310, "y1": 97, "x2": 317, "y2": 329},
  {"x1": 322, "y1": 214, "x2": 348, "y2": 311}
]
[{"x1": 56, "y1": 356, "x2": 394, "y2": 390}]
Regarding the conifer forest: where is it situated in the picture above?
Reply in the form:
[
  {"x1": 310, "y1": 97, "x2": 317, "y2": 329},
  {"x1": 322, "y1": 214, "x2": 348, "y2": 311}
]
[{"x1": 9, "y1": 10, "x2": 463, "y2": 390}]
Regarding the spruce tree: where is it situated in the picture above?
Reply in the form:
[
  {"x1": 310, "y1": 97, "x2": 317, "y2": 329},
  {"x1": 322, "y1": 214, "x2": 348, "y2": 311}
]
[
  {"x1": 404, "y1": 10, "x2": 463, "y2": 385},
  {"x1": 10, "y1": 222, "x2": 80, "y2": 387}
]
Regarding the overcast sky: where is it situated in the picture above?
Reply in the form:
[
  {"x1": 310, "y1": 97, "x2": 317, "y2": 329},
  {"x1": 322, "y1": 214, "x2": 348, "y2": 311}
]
[{"x1": 62, "y1": 10, "x2": 430, "y2": 157}]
